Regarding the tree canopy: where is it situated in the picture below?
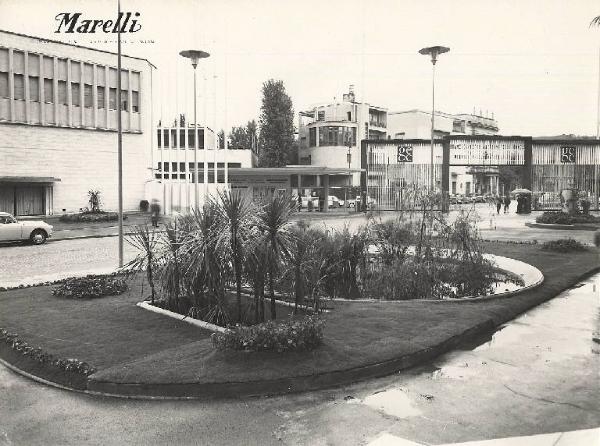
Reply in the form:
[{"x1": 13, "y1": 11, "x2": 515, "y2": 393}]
[{"x1": 258, "y1": 79, "x2": 295, "y2": 167}]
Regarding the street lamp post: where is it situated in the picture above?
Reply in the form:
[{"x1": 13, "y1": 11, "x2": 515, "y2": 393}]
[
  {"x1": 179, "y1": 50, "x2": 210, "y2": 210},
  {"x1": 419, "y1": 45, "x2": 449, "y2": 192},
  {"x1": 346, "y1": 135, "x2": 352, "y2": 212}
]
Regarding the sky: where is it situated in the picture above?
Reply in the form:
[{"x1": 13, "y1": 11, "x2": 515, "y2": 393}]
[{"x1": 1, "y1": 0, "x2": 599, "y2": 137}]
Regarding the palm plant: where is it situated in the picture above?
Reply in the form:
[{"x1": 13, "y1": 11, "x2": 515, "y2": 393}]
[
  {"x1": 124, "y1": 224, "x2": 160, "y2": 304},
  {"x1": 182, "y1": 203, "x2": 231, "y2": 326},
  {"x1": 157, "y1": 219, "x2": 185, "y2": 312},
  {"x1": 256, "y1": 193, "x2": 297, "y2": 320},
  {"x1": 244, "y1": 241, "x2": 268, "y2": 323},
  {"x1": 215, "y1": 190, "x2": 257, "y2": 323}
]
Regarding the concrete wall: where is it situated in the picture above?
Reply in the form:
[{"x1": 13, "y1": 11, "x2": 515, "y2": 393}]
[{"x1": 0, "y1": 125, "x2": 148, "y2": 213}]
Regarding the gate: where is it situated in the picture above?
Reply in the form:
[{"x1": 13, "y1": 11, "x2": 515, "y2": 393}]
[{"x1": 531, "y1": 142, "x2": 600, "y2": 210}]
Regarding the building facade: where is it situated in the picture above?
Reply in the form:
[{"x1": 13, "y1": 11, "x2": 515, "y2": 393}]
[
  {"x1": 0, "y1": 30, "x2": 154, "y2": 215},
  {"x1": 149, "y1": 121, "x2": 258, "y2": 213},
  {"x1": 297, "y1": 86, "x2": 387, "y2": 187}
]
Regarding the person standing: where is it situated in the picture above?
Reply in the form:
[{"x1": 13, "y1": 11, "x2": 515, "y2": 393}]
[
  {"x1": 503, "y1": 195, "x2": 511, "y2": 213},
  {"x1": 495, "y1": 195, "x2": 502, "y2": 215}
]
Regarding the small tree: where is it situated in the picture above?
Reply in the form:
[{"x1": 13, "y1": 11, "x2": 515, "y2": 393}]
[
  {"x1": 258, "y1": 80, "x2": 295, "y2": 167},
  {"x1": 88, "y1": 190, "x2": 102, "y2": 213}
]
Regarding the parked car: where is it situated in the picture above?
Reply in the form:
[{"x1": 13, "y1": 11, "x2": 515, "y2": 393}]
[
  {"x1": 328, "y1": 196, "x2": 344, "y2": 208},
  {"x1": 0, "y1": 212, "x2": 53, "y2": 245},
  {"x1": 300, "y1": 196, "x2": 320, "y2": 209}
]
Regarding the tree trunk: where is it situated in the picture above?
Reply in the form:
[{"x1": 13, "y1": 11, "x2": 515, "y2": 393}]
[
  {"x1": 254, "y1": 280, "x2": 259, "y2": 324},
  {"x1": 269, "y1": 269, "x2": 276, "y2": 320}
]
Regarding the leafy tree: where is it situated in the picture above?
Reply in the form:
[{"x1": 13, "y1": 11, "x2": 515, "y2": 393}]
[
  {"x1": 258, "y1": 79, "x2": 295, "y2": 167},
  {"x1": 217, "y1": 130, "x2": 225, "y2": 149},
  {"x1": 228, "y1": 120, "x2": 258, "y2": 150}
]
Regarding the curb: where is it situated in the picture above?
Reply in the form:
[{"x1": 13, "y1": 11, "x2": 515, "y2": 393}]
[{"x1": 525, "y1": 222, "x2": 599, "y2": 231}]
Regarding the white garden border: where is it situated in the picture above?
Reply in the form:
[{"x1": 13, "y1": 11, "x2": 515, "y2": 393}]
[{"x1": 136, "y1": 301, "x2": 229, "y2": 333}]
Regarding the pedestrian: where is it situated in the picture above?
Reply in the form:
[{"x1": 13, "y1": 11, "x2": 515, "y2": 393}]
[
  {"x1": 150, "y1": 199, "x2": 160, "y2": 227},
  {"x1": 516, "y1": 195, "x2": 523, "y2": 214},
  {"x1": 495, "y1": 195, "x2": 502, "y2": 215},
  {"x1": 503, "y1": 195, "x2": 511, "y2": 213}
]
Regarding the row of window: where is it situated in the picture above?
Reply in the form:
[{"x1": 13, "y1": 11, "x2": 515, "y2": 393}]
[
  {"x1": 308, "y1": 126, "x2": 357, "y2": 148},
  {"x1": 154, "y1": 162, "x2": 242, "y2": 181},
  {"x1": 157, "y1": 128, "x2": 205, "y2": 149},
  {"x1": 0, "y1": 72, "x2": 139, "y2": 111}
]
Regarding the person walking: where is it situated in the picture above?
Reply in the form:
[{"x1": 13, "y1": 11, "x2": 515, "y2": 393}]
[
  {"x1": 495, "y1": 195, "x2": 502, "y2": 215},
  {"x1": 150, "y1": 199, "x2": 161, "y2": 228},
  {"x1": 503, "y1": 195, "x2": 511, "y2": 213}
]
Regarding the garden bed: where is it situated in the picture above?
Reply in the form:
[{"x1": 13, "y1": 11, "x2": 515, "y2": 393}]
[{"x1": 0, "y1": 242, "x2": 597, "y2": 398}]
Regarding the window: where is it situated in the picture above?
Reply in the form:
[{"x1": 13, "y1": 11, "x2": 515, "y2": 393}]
[
  {"x1": 317, "y1": 110, "x2": 325, "y2": 121},
  {"x1": 347, "y1": 111, "x2": 352, "y2": 121},
  {"x1": 71, "y1": 83, "x2": 80, "y2": 106},
  {"x1": 84, "y1": 84, "x2": 92, "y2": 108},
  {"x1": 29, "y1": 76, "x2": 39, "y2": 102},
  {"x1": 180, "y1": 129, "x2": 186, "y2": 149},
  {"x1": 157, "y1": 129, "x2": 162, "y2": 148},
  {"x1": 171, "y1": 129, "x2": 177, "y2": 148},
  {"x1": 120, "y1": 89, "x2": 128, "y2": 111},
  {"x1": 43, "y1": 79, "x2": 54, "y2": 103},
  {"x1": 13, "y1": 74, "x2": 24, "y2": 100},
  {"x1": 97, "y1": 86, "x2": 105, "y2": 108},
  {"x1": 58, "y1": 81, "x2": 67, "y2": 105},
  {"x1": 108, "y1": 88, "x2": 117, "y2": 110},
  {"x1": 0, "y1": 72, "x2": 8, "y2": 98},
  {"x1": 131, "y1": 91, "x2": 139, "y2": 112},
  {"x1": 187, "y1": 129, "x2": 195, "y2": 148},
  {"x1": 309, "y1": 128, "x2": 316, "y2": 147},
  {"x1": 163, "y1": 129, "x2": 170, "y2": 148}
]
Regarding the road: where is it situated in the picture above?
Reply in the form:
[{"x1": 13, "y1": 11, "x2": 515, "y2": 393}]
[{"x1": 1, "y1": 273, "x2": 598, "y2": 445}]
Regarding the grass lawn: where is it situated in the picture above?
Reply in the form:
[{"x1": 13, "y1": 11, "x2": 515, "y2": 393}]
[{"x1": 0, "y1": 242, "x2": 598, "y2": 393}]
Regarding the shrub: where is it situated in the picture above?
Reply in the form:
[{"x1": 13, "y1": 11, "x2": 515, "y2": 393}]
[
  {"x1": 53, "y1": 274, "x2": 128, "y2": 299},
  {"x1": 541, "y1": 238, "x2": 587, "y2": 253},
  {"x1": 595, "y1": 230, "x2": 600, "y2": 248},
  {"x1": 211, "y1": 316, "x2": 325, "y2": 352},
  {"x1": 59, "y1": 211, "x2": 121, "y2": 223},
  {"x1": 536, "y1": 212, "x2": 600, "y2": 225},
  {"x1": 140, "y1": 200, "x2": 149, "y2": 212}
]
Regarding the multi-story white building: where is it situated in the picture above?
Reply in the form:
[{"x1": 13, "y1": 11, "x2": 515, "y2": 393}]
[
  {"x1": 298, "y1": 86, "x2": 387, "y2": 187},
  {"x1": 149, "y1": 121, "x2": 258, "y2": 213},
  {"x1": 0, "y1": 30, "x2": 154, "y2": 215},
  {"x1": 387, "y1": 109, "x2": 499, "y2": 139}
]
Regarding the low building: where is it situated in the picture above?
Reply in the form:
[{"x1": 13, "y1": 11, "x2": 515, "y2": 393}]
[{"x1": 0, "y1": 29, "x2": 155, "y2": 216}]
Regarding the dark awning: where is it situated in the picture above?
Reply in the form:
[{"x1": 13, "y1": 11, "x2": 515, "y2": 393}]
[
  {"x1": 0, "y1": 176, "x2": 61, "y2": 184},
  {"x1": 228, "y1": 166, "x2": 364, "y2": 177}
]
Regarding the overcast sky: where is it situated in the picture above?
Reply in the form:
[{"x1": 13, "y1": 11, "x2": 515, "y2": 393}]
[{"x1": 1, "y1": 0, "x2": 599, "y2": 136}]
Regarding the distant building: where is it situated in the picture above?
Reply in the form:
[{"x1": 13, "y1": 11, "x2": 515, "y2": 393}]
[
  {"x1": 298, "y1": 85, "x2": 387, "y2": 187},
  {"x1": 387, "y1": 109, "x2": 499, "y2": 139},
  {"x1": 0, "y1": 29, "x2": 154, "y2": 215}
]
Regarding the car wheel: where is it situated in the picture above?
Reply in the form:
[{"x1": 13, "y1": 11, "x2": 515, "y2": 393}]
[{"x1": 30, "y1": 229, "x2": 47, "y2": 245}]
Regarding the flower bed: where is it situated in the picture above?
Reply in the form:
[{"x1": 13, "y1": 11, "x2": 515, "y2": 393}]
[
  {"x1": 541, "y1": 238, "x2": 587, "y2": 253},
  {"x1": 211, "y1": 316, "x2": 325, "y2": 352},
  {"x1": 59, "y1": 211, "x2": 123, "y2": 223},
  {"x1": 53, "y1": 274, "x2": 128, "y2": 299},
  {"x1": 0, "y1": 328, "x2": 96, "y2": 376},
  {"x1": 536, "y1": 212, "x2": 600, "y2": 225}
]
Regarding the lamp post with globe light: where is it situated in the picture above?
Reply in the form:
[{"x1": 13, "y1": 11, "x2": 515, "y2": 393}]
[
  {"x1": 179, "y1": 50, "x2": 210, "y2": 210},
  {"x1": 419, "y1": 45, "x2": 449, "y2": 192}
]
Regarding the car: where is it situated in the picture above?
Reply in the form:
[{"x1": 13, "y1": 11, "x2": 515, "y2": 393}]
[
  {"x1": 0, "y1": 212, "x2": 53, "y2": 245},
  {"x1": 328, "y1": 196, "x2": 343, "y2": 208},
  {"x1": 300, "y1": 196, "x2": 320, "y2": 209}
]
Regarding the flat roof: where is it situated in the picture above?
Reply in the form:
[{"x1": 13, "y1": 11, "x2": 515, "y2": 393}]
[
  {"x1": 228, "y1": 166, "x2": 364, "y2": 176},
  {"x1": 0, "y1": 29, "x2": 157, "y2": 69},
  {"x1": 0, "y1": 176, "x2": 61, "y2": 183}
]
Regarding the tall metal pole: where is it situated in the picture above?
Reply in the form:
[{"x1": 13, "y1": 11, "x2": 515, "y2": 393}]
[
  {"x1": 203, "y1": 71, "x2": 208, "y2": 198},
  {"x1": 597, "y1": 46, "x2": 600, "y2": 139},
  {"x1": 193, "y1": 66, "x2": 198, "y2": 210},
  {"x1": 117, "y1": 0, "x2": 123, "y2": 268},
  {"x1": 430, "y1": 61, "x2": 435, "y2": 192}
]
